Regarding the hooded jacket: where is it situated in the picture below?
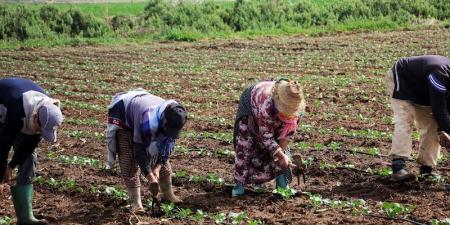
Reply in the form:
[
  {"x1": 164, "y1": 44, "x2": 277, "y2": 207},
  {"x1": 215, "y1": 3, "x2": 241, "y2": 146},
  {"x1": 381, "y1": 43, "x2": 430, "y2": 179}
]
[{"x1": 0, "y1": 77, "x2": 51, "y2": 182}]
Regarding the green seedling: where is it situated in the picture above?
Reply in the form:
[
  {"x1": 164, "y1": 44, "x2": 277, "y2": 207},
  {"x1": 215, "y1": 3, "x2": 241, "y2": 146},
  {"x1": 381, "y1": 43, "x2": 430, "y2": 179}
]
[
  {"x1": 348, "y1": 199, "x2": 370, "y2": 215},
  {"x1": 229, "y1": 211, "x2": 248, "y2": 225},
  {"x1": 214, "y1": 212, "x2": 226, "y2": 224},
  {"x1": 206, "y1": 173, "x2": 225, "y2": 185},
  {"x1": 367, "y1": 147, "x2": 380, "y2": 156},
  {"x1": 301, "y1": 157, "x2": 314, "y2": 167},
  {"x1": 247, "y1": 219, "x2": 263, "y2": 225},
  {"x1": 89, "y1": 185, "x2": 100, "y2": 194},
  {"x1": 161, "y1": 202, "x2": 175, "y2": 216},
  {"x1": 175, "y1": 145, "x2": 190, "y2": 154},
  {"x1": 328, "y1": 200, "x2": 346, "y2": 209},
  {"x1": 193, "y1": 209, "x2": 208, "y2": 222},
  {"x1": 48, "y1": 178, "x2": 59, "y2": 186},
  {"x1": 319, "y1": 162, "x2": 336, "y2": 170},
  {"x1": 273, "y1": 187, "x2": 297, "y2": 199},
  {"x1": 429, "y1": 175, "x2": 448, "y2": 184},
  {"x1": 297, "y1": 142, "x2": 310, "y2": 151},
  {"x1": 189, "y1": 175, "x2": 207, "y2": 183},
  {"x1": 217, "y1": 148, "x2": 235, "y2": 157},
  {"x1": 309, "y1": 194, "x2": 323, "y2": 208},
  {"x1": 0, "y1": 216, "x2": 12, "y2": 225},
  {"x1": 175, "y1": 208, "x2": 192, "y2": 220},
  {"x1": 105, "y1": 186, "x2": 129, "y2": 200},
  {"x1": 313, "y1": 143, "x2": 325, "y2": 151},
  {"x1": 376, "y1": 167, "x2": 392, "y2": 177},
  {"x1": 174, "y1": 170, "x2": 188, "y2": 178},
  {"x1": 431, "y1": 218, "x2": 450, "y2": 225},
  {"x1": 328, "y1": 141, "x2": 341, "y2": 152},
  {"x1": 34, "y1": 176, "x2": 46, "y2": 185},
  {"x1": 342, "y1": 164, "x2": 355, "y2": 169},
  {"x1": 381, "y1": 202, "x2": 415, "y2": 218}
]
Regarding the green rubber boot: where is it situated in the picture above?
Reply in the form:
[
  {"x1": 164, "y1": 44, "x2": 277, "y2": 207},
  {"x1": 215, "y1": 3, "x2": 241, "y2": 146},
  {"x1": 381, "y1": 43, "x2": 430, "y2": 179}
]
[
  {"x1": 275, "y1": 175, "x2": 288, "y2": 189},
  {"x1": 231, "y1": 183, "x2": 244, "y2": 197},
  {"x1": 11, "y1": 184, "x2": 46, "y2": 225}
]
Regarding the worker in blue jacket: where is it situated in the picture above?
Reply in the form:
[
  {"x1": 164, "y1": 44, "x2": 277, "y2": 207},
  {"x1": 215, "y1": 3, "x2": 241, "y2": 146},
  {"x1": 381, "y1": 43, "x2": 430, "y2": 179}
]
[
  {"x1": 0, "y1": 77, "x2": 64, "y2": 225},
  {"x1": 385, "y1": 55, "x2": 450, "y2": 182}
]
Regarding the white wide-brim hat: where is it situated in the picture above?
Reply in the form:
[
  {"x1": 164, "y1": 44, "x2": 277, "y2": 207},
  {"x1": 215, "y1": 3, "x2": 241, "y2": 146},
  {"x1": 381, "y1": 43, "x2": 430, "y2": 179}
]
[{"x1": 272, "y1": 79, "x2": 306, "y2": 116}]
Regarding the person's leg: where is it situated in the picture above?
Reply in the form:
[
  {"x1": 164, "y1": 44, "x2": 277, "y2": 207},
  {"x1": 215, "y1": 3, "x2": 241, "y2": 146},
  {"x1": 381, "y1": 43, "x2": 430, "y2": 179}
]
[
  {"x1": 233, "y1": 117, "x2": 254, "y2": 197},
  {"x1": 414, "y1": 106, "x2": 440, "y2": 176},
  {"x1": 275, "y1": 147, "x2": 292, "y2": 189},
  {"x1": 389, "y1": 98, "x2": 416, "y2": 181},
  {"x1": 116, "y1": 129, "x2": 143, "y2": 212},
  {"x1": 159, "y1": 161, "x2": 181, "y2": 203},
  {"x1": 386, "y1": 70, "x2": 416, "y2": 181},
  {"x1": 13, "y1": 134, "x2": 45, "y2": 225}
]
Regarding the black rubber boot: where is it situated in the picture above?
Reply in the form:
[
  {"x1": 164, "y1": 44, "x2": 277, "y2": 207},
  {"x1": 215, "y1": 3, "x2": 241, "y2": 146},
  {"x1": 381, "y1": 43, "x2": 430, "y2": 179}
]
[
  {"x1": 390, "y1": 159, "x2": 415, "y2": 182},
  {"x1": 418, "y1": 165, "x2": 436, "y2": 180}
]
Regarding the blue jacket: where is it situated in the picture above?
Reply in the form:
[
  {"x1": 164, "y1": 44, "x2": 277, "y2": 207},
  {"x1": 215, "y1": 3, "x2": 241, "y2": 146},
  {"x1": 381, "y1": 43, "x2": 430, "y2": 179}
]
[
  {"x1": 0, "y1": 77, "x2": 47, "y2": 182},
  {"x1": 391, "y1": 55, "x2": 450, "y2": 132}
]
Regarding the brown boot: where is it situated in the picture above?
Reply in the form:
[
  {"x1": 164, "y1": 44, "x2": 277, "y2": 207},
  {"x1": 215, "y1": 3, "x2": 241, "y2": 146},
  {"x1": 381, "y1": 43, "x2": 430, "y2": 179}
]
[
  {"x1": 159, "y1": 163, "x2": 182, "y2": 203},
  {"x1": 160, "y1": 181, "x2": 182, "y2": 203}
]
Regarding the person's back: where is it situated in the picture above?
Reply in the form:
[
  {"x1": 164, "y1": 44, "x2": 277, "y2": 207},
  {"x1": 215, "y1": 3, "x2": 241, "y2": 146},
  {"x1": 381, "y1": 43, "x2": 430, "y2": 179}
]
[{"x1": 394, "y1": 55, "x2": 450, "y2": 106}]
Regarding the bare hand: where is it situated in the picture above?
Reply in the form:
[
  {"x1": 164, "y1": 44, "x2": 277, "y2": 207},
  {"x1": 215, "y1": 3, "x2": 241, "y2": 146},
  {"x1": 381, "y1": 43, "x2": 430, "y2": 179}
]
[
  {"x1": 0, "y1": 184, "x2": 3, "y2": 195},
  {"x1": 152, "y1": 164, "x2": 161, "y2": 180},
  {"x1": 276, "y1": 152, "x2": 292, "y2": 170},
  {"x1": 438, "y1": 131, "x2": 450, "y2": 149},
  {"x1": 5, "y1": 166, "x2": 12, "y2": 184},
  {"x1": 146, "y1": 172, "x2": 158, "y2": 184}
]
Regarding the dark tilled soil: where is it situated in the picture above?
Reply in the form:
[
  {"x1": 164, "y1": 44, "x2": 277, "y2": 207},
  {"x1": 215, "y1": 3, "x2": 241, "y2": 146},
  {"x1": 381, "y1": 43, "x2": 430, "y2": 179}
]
[{"x1": 1, "y1": 28, "x2": 449, "y2": 224}]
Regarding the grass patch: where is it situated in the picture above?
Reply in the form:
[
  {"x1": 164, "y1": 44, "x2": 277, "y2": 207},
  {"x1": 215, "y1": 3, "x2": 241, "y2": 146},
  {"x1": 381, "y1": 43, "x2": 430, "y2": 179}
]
[{"x1": 0, "y1": 0, "x2": 450, "y2": 48}]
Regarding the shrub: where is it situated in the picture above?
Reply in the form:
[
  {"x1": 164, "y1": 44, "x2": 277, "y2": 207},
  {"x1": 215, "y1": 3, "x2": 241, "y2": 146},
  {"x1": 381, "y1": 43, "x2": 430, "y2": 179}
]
[
  {"x1": 111, "y1": 15, "x2": 135, "y2": 33},
  {"x1": 0, "y1": 5, "x2": 50, "y2": 40}
]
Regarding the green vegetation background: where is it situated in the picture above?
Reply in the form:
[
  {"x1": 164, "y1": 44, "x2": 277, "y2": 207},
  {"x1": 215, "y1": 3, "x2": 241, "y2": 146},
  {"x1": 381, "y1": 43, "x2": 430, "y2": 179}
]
[{"x1": 0, "y1": 0, "x2": 449, "y2": 48}]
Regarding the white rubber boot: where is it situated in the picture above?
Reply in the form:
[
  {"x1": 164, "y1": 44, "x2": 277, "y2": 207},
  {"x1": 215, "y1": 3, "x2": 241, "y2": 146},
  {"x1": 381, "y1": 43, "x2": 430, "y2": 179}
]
[{"x1": 127, "y1": 187, "x2": 144, "y2": 212}]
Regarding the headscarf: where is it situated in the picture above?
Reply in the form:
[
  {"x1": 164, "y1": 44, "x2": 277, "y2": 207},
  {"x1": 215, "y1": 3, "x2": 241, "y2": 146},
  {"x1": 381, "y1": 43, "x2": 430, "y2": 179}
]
[{"x1": 277, "y1": 112, "x2": 298, "y2": 139}]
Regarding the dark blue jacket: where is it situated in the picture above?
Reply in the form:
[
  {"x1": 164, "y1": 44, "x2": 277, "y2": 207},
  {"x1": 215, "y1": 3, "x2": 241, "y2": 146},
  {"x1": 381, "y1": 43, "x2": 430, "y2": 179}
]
[
  {"x1": 0, "y1": 77, "x2": 47, "y2": 182},
  {"x1": 391, "y1": 55, "x2": 450, "y2": 132}
]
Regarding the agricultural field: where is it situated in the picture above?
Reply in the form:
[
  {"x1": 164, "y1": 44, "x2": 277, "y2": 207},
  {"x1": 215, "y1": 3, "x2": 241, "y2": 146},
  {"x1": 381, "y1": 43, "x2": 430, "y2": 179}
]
[{"x1": 0, "y1": 27, "x2": 449, "y2": 224}]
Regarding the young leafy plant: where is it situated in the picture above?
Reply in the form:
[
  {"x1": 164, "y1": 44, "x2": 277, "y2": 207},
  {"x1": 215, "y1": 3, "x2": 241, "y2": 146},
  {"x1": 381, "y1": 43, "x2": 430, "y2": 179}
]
[
  {"x1": 161, "y1": 202, "x2": 176, "y2": 216},
  {"x1": 193, "y1": 209, "x2": 208, "y2": 222},
  {"x1": 175, "y1": 208, "x2": 192, "y2": 220},
  {"x1": 207, "y1": 173, "x2": 225, "y2": 185},
  {"x1": 247, "y1": 219, "x2": 263, "y2": 225},
  {"x1": 273, "y1": 187, "x2": 296, "y2": 199},
  {"x1": 0, "y1": 216, "x2": 12, "y2": 225},
  {"x1": 214, "y1": 212, "x2": 226, "y2": 224},
  {"x1": 105, "y1": 186, "x2": 129, "y2": 200},
  {"x1": 381, "y1": 202, "x2": 415, "y2": 218},
  {"x1": 431, "y1": 218, "x2": 450, "y2": 225},
  {"x1": 229, "y1": 211, "x2": 248, "y2": 225},
  {"x1": 309, "y1": 194, "x2": 323, "y2": 208}
]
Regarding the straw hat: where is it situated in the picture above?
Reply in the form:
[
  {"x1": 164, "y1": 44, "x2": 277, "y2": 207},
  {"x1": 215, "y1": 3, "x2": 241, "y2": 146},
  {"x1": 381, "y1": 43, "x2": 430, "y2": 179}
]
[{"x1": 272, "y1": 79, "x2": 306, "y2": 116}]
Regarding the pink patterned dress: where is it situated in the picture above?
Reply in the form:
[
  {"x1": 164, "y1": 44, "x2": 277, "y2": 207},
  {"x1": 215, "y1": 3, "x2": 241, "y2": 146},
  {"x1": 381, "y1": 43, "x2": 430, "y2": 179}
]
[{"x1": 234, "y1": 81, "x2": 297, "y2": 185}]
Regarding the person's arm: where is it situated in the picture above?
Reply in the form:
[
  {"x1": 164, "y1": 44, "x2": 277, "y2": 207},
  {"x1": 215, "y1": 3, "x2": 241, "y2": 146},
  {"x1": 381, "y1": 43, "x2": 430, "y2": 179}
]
[
  {"x1": 428, "y1": 74, "x2": 450, "y2": 133},
  {"x1": 0, "y1": 137, "x2": 13, "y2": 183},
  {"x1": 256, "y1": 111, "x2": 282, "y2": 157},
  {"x1": 133, "y1": 142, "x2": 151, "y2": 176},
  {"x1": 8, "y1": 135, "x2": 40, "y2": 169},
  {"x1": 0, "y1": 119, "x2": 22, "y2": 182}
]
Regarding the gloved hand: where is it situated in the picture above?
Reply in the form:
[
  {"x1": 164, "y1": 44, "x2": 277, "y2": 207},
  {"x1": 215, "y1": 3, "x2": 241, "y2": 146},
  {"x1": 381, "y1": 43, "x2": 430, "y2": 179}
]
[{"x1": 438, "y1": 131, "x2": 450, "y2": 149}]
